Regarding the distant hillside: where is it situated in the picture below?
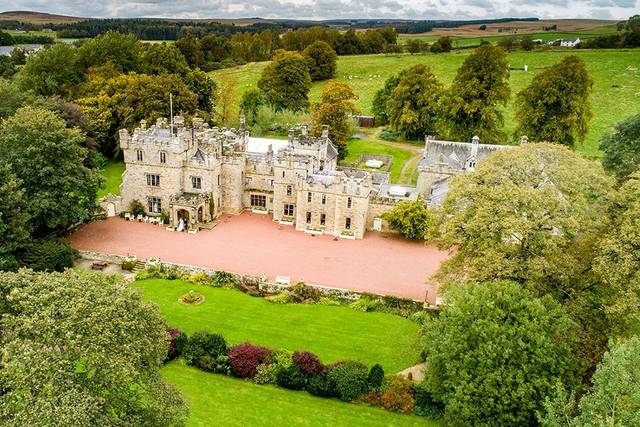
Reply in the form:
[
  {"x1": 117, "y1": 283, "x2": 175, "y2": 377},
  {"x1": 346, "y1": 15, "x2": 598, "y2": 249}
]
[{"x1": 0, "y1": 11, "x2": 87, "y2": 24}]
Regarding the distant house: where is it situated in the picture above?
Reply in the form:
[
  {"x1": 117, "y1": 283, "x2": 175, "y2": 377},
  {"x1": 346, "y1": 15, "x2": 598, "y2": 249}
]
[
  {"x1": 22, "y1": 44, "x2": 43, "y2": 55},
  {"x1": 42, "y1": 28, "x2": 54, "y2": 33},
  {"x1": 560, "y1": 38, "x2": 580, "y2": 47}
]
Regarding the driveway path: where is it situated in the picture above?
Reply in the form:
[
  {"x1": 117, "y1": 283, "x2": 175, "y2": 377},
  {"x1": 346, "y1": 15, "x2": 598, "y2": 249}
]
[{"x1": 67, "y1": 213, "x2": 450, "y2": 303}]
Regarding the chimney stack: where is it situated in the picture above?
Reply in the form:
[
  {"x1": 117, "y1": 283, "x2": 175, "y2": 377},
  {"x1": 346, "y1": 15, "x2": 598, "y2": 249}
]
[{"x1": 321, "y1": 125, "x2": 329, "y2": 139}]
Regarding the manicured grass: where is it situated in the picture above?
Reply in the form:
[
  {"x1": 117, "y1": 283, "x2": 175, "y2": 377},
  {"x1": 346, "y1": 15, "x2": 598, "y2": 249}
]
[
  {"x1": 133, "y1": 279, "x2": 422, "y2": 373},
  {"x1": 97, "y1": 160, "x2": 125, "y2": 199},
  {"x1": 210, "y1": 49, "x2": 640, "y2": 157},
  {"x1": 163, "y1": 361, "x2": 438, "y2": 427},
  {"x1": 343, "y1": 138, "x2": 414, "y2": 183}
]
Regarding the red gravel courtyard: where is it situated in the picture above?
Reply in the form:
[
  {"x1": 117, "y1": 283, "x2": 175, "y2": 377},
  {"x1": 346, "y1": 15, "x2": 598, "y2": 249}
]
[{"x1": 67, "y1": 213, "x2": 450, "y2": 302}]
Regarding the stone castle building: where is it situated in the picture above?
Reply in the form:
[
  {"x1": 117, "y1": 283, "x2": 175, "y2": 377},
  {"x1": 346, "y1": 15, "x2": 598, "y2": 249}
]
[{"x1": 107, "y1": 114, "x2": 509, "y2": 239}]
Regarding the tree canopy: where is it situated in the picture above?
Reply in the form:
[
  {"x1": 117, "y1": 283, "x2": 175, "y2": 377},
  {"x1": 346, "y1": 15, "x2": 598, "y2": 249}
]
[
  {"x1": 0, "y1": 269, "x2": 188, "y2": 426},
  {"x1": 600, "y1": 113, "x2": 640, "y2": 182},
  {"x1": 372, "y1": 73, "x2": 403, "y2": 126},
  {"x1": 423, "y1": 280, "x2": 580, "y2": 426},
  {"x1": 303, "y1": 40, "x2": 337, "y2": 81},
  {"x1": 140, "y1": 42, "x2": 190, "y2": 76},
  {"x1": 258, "y1": 51, "x2": 312, "y2": 112},
  {"x1": 514, "y1": 56, "x2": 593, "y2": 146},
  {"x1": 0, "y1": 163, "x2": 31, "y2": 271},
  {"x1": 312, "y1": 82, "x2": 359, "y2": 159},
  {"x1": 382, "y1": 196, "x2": 435, "y2": 240},
  {"x1": 0, "y1": 107, "x2": 103, "y2": 235},
  {"x1": 17, "y1": 44, "x2": 83, "y2": 97},
  {"x1": 77, "y1": 30, "x2": 142, "y2": 73},
  {"x1": 442, "y1": 44, "x2": 510, "y2": 143},
  {"x1": 387, "y1": 64, "x2": 444, "y2": 139}
]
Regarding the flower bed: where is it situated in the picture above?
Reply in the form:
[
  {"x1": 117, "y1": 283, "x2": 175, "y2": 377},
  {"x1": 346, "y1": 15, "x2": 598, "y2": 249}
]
[
  {"x1": 304, "y1": 226, "x2": 324, "y2": 235},
  {"x1": 165, "y1": 328, "x2": 437, "y2": 417}
]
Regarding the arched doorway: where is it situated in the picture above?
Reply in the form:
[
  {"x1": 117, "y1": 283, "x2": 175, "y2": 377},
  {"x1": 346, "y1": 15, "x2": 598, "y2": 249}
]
[{"x1": 177, "y1": 209, "x2": 190, "y2": 223}]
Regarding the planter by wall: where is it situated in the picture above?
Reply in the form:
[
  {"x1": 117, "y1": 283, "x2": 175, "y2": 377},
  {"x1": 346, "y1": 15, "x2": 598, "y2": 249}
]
[
  {"x1": 304, "y1": 228, "x2": 324, "y2": 235},
  {"x1": 252, "y1": 209, "x2": 269, "y2": 215}
]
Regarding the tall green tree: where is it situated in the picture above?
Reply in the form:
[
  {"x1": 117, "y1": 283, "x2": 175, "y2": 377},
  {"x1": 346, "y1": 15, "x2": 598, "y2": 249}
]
[
  {"x1": 17, "y1": 43, "x2": 83, "y2": 97},
  {"x1": 0, "y1": 269, "x2": 188, "y2": 426},
  {"x1": 175, "y1": 35, "x2": 204, "y2": 68},
  {"x1": 0, "y1": 55, "x2": 16, "y2": 78},
  {"x1": 442, "y1": 44, "x2": 510, "y2": 143},
  {"x1": 593, "y1": 173, "x2": 640, "y2": 336},
  {"x1": 387, "y1": 64, "x2": 444, "y2": 139},
  {"x1": 303, "y1": 40, "x2": 337, "y2": 81},
  {"x1": 382, "y1": 196, "x2": 435, "y2": 240},
  {"x1": 184, "y1": 68, "x2": 217, "y2": 111},
  {"x1": 0, "y1": 163, "x2": 31, "y2": 271},
  {"x1": 140, "y1": 42, "x2": 190, "y2": 75},
  {"x1": 240, "y1": 88, "x2": 266, "y2": 124},
  {"x1": 514, "y1": 56, "x2": 593, "y2": 147},
  {"x1": 258, "y1": 51, "x2": 311, "y2": 112},
  {"x1": 600, "y1": 113, "x2": 640, "y2": 182},
  {"x1": 77, "y1": 30, "x2": 142, "y2": 73},
  {"x1": 423, "y1": 281, "x2": 580, "y2": 426},
  {"x1": 371, "y1": 73, "x2": 403, "y2": 126},
  {"x1": 311, "y1": 82, "x2": 359, "y2": 159},
  {"x1": 0, "y1": 107, "x2": 103, "y2": 234}
]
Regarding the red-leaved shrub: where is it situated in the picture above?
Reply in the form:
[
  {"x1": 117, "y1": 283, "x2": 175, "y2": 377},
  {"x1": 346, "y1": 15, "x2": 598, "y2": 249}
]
[
  {"x1": 292, "y1": 351, "x2": 323, "y2": 375},
  {"x1": 166, "y1": 327, "x2": 184, "y2": 362},
  {"x1": 228, "y1": 343, "x2": 272, "y2": 378}
]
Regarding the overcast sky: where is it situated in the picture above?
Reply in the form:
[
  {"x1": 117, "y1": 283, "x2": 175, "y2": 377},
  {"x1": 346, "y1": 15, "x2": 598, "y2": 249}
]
[{"x1": 2, "y1": 0, "x2": 637, "y2": 20}]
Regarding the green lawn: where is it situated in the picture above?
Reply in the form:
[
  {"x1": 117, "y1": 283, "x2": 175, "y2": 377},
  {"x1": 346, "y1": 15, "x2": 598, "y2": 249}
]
[
  {"x1": 97, "y1": 160, "x2": 125, "y2": 199},
  {"x1": 343, "y1": 138, "x2": 414, "y2": 183},
  {"x1": 210, "y1": 49, "x2": 640, "y2": 157},
  {"x1": 133, "y1": 279, "x2": 422, "y2": 373},
  {"x1": 164, "y1": 361, "x2": 438, "y2": 427}
]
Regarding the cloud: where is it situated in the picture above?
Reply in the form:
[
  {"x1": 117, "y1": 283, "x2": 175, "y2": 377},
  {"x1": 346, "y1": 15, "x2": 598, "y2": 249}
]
[{"x1": 0, "y1": 0, "x2": 634, "y2": 20}]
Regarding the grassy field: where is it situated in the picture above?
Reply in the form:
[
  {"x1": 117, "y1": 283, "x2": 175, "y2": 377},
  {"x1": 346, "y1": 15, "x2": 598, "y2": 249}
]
[
  {"x1": 210, "y1": 49, "x2": 640, "y2": 157},
  {"x1": 164, "y1": 361, "x2": 438, "y2": 427},
  {"x1": 344, "y1": 138, "x2": 415, "y2": 183},
  {"x1": 97, "y1": 160, "x2": 125, "y2": 199},
  {"x1": 133, "y1": 279, "x2": 422, "y2": 373}
]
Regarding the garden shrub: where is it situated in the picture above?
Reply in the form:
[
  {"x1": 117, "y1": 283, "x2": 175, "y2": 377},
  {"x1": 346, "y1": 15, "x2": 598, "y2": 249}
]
[
  {"x1": 166, "y1": 328, "x2": 185, "y2": 362},
  {"x1": 267, "y1": 349, "x2": 293, "y2": 382},
  {"x1": 129, "y1": 199, "x2": 145, "y2": 216},
  {"x1": 275, "y1": 364, "x2": 308, "y2": 390},
  {"x1": 175, "y1": 330, "x2": 189, "y2": 354},
  {"x1": 17, "y1": 238, "x2": 75, "y2": 272},
  {"x1": 349, "y1": 296, "x2": 380, "y2": 312},
  {"x1": 328, "y1": 361, "x2": 370, "y2": 402},
  {"x1": 413, "y1": 382, "x2": 444, "y2": 418},
  {"x1": 266, "y1": 292, "x2": 291, "y2": 304},
  {"x1": 183, "y1": 331, "x2": 228, "y2": 367},
  {"x1": 228, "y1": 343, "x2": 272, "y2": 378},
  {"x1": 121, "y1": 258, "x2": 136, "y2": 271},
  {"x1": 289, "y1": 282, "x2": 322, "y2": 302},
  {"x1": 378, "y1": 376, "x2": 415, "y2": 413},
  {"x1": 293, "y1": 351, "x2": 323, "y2": 375},
  {"x1": 368, "y1": 363, "x2": 385, "y2": 389},
  {"x1": 189, "y1": 272, "x2": 211, "y2": 286},
  {"x1": 254, "y1": 363, "x2": 272, "y2": 385},
  {"x1": 307, "y1": 371, "x2": 335, "y2": 397},
  {"x1": 378, "y1": 129, "x2": 400, "y2": 141},
  {"x1": 0, "y1": 252, "x2": 19, "y2": 272},
  {"x1": 211, "y1": 270, "x2": 237, "y2": 287},
  {"x1": 317, "y1": 296, "x2": 341, "y2": 306}
]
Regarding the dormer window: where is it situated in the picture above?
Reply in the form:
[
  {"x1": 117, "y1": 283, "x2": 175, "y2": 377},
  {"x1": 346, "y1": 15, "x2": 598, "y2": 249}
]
[
  {"x1": 159, "y1": 151, "x2": 166, "y2": 163},
  {"x1": 136, "y1": 150, "x2": 143, "y2": 162}
]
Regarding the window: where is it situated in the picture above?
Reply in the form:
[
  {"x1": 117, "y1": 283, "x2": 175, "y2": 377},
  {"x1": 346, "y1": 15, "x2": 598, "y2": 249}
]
[
  {"x1": 251, "y1": 194, "x2": 266, "y2": 208},
  {"x1": 146, "y1": 174, "x2": 160, "y2": 186},
  {"x1": 320, "y1": 213, "x2": 326, "y2": 226},
  {"x1": 192, "y1": 176, "x2": 202, "y2": 189},
  {"x1": 267, "y1": 179, "x2": 274, "y2": 188},
  {"x1": 307, "y1": 192, "x2": 312, "y2": 202},
  {"x1": 345, "y1": 217, "x2": 351, "y2": 230},
  {"x1": 319, "y1": 160, "x2": 325, "y2": 171},
  {"x1": 217, "y1": 175, "x2": 220, "y2": 185},
  {"x1": 282, "y1": 171, "x2": 285, "y2": 178},
  {"x1": 147, "y1": 197, "x2": 161, "y2": 213},
  {"x1": 347, "y1": 197, "x2": 352, "y2": 208},
  {"x1": 284, "y1": 204, "x2": 294, "y2": 216},
  {"x1": 136, "y1": 150, "x2": 144, "y2": 161},
  {"x1": 322, "y1": 194, "x2": 326, "y2": 205},
  {"x1": 306, "y1": 212, "x2": 311, "y2": 224},
  {"x1": 286, "y1": 185, "x2": 292, "y2": 196},
  {"x1": 159, "y1": 151, "x2": 166, "y2": 164},
  {"x1": 245, "y1": 176, "x2": 253, "y2": 185}
]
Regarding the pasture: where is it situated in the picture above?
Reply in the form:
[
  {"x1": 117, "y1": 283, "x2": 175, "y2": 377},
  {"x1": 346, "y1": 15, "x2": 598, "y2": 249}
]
[{"x1": 211, "y1": 49, "x2": 640, "y2": 157}]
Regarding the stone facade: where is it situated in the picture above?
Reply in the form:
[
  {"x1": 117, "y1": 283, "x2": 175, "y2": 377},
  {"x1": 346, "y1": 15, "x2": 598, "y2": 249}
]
[
  {"x1": 417, "y1": 135, "x2": 512, "y2": 205},
  {"x1": 117, "y1": 115, "x2": 422, "y2": 239}
]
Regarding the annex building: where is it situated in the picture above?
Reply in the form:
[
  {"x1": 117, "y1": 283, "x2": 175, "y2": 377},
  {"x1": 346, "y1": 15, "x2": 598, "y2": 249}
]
[{"x1": 104, "y1": 114, "x2": 509, "y2": 239}]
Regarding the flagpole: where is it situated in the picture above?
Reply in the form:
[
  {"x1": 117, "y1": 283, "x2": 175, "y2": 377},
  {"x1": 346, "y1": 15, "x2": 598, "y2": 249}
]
[{"x1": 170, "y1": 93, "x2": 174, "y2": 135}]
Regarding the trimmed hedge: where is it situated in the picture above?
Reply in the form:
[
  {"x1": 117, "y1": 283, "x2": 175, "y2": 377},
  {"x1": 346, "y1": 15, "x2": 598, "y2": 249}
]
[
  {"x1": 328, "y1": 361, "x2": 370, "y2": 402},
  {"x1": 228, "y1": 343, "x2": 272, "y2": 378}
]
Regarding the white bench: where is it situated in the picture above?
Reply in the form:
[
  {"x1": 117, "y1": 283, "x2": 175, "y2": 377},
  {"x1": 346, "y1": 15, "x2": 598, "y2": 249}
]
[{"x1": 275, "y1": 276, "x2": 291, "y2": 286}]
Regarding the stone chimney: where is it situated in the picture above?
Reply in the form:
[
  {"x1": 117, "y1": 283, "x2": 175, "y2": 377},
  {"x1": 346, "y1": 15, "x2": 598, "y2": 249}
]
[
  {"x1": 321, "y1": 125, "x2": 329, "y2": 139},
  {"x1": 301, "y1": 124, "x2": 308, "y2": 137},
  {"x1": 174, "y1": 114, "x2": 185, "y2": 128},
  {"x1": 288, "y1": 128, "x2": 295, "y2": 145}
]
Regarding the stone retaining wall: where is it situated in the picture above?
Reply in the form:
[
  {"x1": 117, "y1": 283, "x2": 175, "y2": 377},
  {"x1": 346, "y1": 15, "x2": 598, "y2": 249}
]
[{"x1": 77, "y1": 251, "x2": 420, "y2": 303}]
